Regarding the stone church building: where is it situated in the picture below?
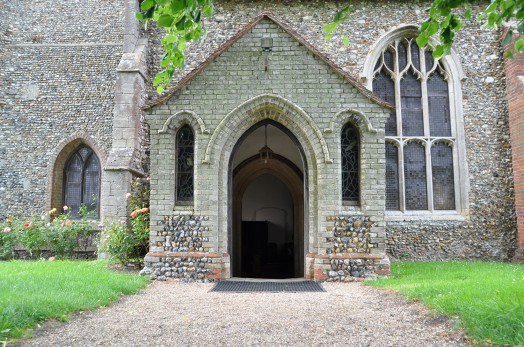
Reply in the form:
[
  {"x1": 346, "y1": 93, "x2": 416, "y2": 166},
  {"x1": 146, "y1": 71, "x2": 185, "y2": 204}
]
[{"x1": 1, "y1": 1, "x2": 523, "y2": 281}]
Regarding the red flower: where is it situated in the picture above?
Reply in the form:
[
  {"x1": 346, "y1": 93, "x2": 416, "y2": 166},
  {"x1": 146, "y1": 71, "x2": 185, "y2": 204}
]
[
  {"x1": 140, "y1": 208, "x2": 149, "y2": 213},
  {"x1": 23, "y1": 222, "x2": 33, "y2": 228},
  {"x1": 130, "y1": 211, "x2": 138, "y2": 219}
]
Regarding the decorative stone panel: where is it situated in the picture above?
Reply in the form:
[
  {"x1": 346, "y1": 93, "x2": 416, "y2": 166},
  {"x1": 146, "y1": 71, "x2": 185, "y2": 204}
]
[
  {"x1": 325, "y1": 216, "x2": 377, "y2": 254},
  {"x1": 162, "y1": 214, "x2": 211, "y2": 252}
]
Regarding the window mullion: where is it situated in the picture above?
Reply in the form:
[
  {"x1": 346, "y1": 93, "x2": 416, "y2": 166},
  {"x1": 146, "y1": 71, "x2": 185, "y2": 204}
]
[
  {"x1": 394, "y1": 79, "x2": 403, "y2": 138},
  {"x1": 81, "y1": 157, "x2": 86, "y2": 208},
  {"x1": 426, "y1": 140, "x2": 434, "y2": 212},
  {"x1": 419, "y1": 44, "x2": 430, "y2": 138},
  {"x1": 398, "y1": 140, "x2": 406, "y2": 212},
  {"x1": 421, "y1": 77, "x2": 430, "y2": 138},
  {"x1": 452, "y1": 142, "x2": 461, "y2": 212},
  {"x1": 420, "y1": 47, "x2": 432, "y2": 211},
  {"x1": 394, "y1": 43, "x2": 405, "y2": 212}
]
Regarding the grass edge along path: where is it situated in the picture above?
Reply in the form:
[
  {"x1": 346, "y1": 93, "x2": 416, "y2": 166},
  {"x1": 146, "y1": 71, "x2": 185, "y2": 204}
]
[
  {"x1": 367, "y1": 261, "x2": 524, "y2": 346},
  {"x1": 0, "y1": 260, "x2": 149, "y2": 344}
]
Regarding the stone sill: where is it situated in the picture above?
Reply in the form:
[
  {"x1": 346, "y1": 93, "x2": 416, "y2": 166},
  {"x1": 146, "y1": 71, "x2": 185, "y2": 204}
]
[
  {"x1": 307, "y1": 252, "x2": 386, "y2": 260},
  {"x1": 385, "y1": 211, "x2": 467, "y2": 222},
  {"x1": 146, "y1": 251, "x2": 227, "y2": 259}
]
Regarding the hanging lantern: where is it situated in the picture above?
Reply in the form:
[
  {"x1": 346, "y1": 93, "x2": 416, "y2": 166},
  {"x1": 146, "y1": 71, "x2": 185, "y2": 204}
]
[{"x1": 258, "y1": 125, "x2": 273, "y2": 164}]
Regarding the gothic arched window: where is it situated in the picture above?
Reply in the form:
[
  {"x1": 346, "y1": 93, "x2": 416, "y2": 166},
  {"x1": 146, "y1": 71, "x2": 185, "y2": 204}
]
[
  {"x1": 63, "y1": 146, "x2": 101, "y2": 218},
  {"x1": 372, "y1": 37, "x2": 458, "y2": 212},
  {"x1": 341, "y1": 123, "x2": 360, "y2": 204},
  {"x1": 176, "y1": 125, "x2": 194, "y2": 203}
]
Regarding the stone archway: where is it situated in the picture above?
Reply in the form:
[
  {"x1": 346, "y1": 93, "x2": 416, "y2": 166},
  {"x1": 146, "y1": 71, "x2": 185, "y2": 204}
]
[{"x1": 230, "y1": 121, "x2": 306, "y2": 278}]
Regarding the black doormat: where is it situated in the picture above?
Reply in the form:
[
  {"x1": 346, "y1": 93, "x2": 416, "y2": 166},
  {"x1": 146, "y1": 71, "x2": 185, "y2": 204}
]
[{"x1": 210, "y1": 280, "x2": 325, "y2": 293}]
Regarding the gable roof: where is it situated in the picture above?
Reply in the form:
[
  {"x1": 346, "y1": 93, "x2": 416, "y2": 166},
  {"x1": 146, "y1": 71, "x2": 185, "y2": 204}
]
[{"x1": 143, "y1": 11, "x2": 393, "y2": 110}]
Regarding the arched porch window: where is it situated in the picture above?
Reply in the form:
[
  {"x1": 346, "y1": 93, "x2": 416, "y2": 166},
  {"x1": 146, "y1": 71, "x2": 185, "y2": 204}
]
[{"x1": 341, "y1": 123, "x2": 360, "y2": 204}]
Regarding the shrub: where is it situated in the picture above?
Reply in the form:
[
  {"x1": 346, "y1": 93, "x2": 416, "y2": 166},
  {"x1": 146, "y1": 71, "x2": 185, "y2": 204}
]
[
  {"x1": 0, "y1": 206, "x2": 98, "y2": 260},
  {"x1": 100, "y1": 222, "x2": 139, "y2": 264},
  {"x1": 99, "y1": 177, "x2": 150, "y2": 265},
  {"x1": 45, "y1": 206, "x2": 95, "y2": 259},
  {"x1": 0, "y1": 224, "x2": 17, "y2": 260},
  {"x1": 16, "y1": 215, "x2": 47, "y2": 258}
]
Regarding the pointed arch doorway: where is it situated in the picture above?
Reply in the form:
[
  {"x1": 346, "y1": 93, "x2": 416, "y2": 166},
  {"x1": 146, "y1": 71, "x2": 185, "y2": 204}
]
[{"x1": 230, "y1": 120, "x2": 306, "y2": 279}]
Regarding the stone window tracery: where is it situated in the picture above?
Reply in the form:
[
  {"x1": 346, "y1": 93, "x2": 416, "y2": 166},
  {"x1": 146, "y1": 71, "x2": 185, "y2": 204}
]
[
  {"x1": 372, "y1": 37, "x2": 458, "y2": 212},
  {"x1": 63, "y1": 146, "x2": 100, "y2": 218},
  {"x1": 341, "y1": 123, "x2": 359, "y2": 204},
  {"x1": 176, "y1": 125, "x2": 194, "y2": 203}
]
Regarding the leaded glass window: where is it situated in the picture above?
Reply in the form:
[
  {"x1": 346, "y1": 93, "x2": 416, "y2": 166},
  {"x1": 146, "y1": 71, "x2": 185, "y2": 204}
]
[
  {"x1": 431, "y1": 142, "x2": 455, "y2": 210},
  {"x1": 63, "y1": 146, "x2": 100, "y2": 218},
  {"x1": 386, "y1": 142, "x2": 400, "y2": 210},
  {"x1": 404, "y1": 142, "x2": 428, "y2": 210},
  {"x1": 372, "y1": 37, "x2": 456, "y2": 211},
  {"x1": 176, "y1": 125, "x2": 194, "y2": 202},
  {"x1": 341, "y1": 123, "x2": 359, "y2": 203}
]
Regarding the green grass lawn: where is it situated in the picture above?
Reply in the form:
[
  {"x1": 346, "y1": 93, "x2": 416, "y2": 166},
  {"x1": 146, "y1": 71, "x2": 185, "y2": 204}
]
[
  {"x1": 0, "y1": 260, "x2": 149, "y2": 343},
  {"x1": 367, "y1": 261, "x2": 524, "y2": 346}
]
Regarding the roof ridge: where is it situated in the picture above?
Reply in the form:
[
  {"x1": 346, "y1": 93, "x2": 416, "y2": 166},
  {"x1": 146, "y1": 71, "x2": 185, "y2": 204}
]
[{"x1": 143, "y1": 12, "x2": 392, "y2": 110}]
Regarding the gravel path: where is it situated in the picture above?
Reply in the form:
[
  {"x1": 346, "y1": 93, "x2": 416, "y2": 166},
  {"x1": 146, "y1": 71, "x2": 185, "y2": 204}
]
[{"x1": 21, "y1": 280, "x2": 467, "y2": 347}]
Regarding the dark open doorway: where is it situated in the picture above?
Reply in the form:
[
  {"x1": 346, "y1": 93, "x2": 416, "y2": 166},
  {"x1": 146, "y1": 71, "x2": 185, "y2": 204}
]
[
  {"x1": 240, "y1": 174, "x2": 295, "y2": 278},
  {"x1": 230, "y1": 121, "x2": 306, "y2": 279}
]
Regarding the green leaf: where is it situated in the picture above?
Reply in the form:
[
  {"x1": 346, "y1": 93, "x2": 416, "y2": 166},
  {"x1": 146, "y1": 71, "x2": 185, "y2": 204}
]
[
  {"x1": 158, "y1": 14, "x2": 174, "y2": 27},
  {"x1": 440, "y1": 7, "x2": 451, "y2": 16},
  {"x1": 171, "y1": 0, "x2": 187, "y2": 12},
  {"x1": 178, "y1": 39, "x2": 187, "y2": 51},
  {"x1": 324, "y1": 33, "x2": 333, "y2": 42},
  {"x1": 136, "y1": 7, "x2": 155, "y2": 21},
  {"x1": 485, "y1": 1, "x2": 498, "y2": 14},
  {"x1": 140, "y1": 0, "x2": 155, "y2": 11},
  {"x1": 175, "y1": 16, "x2": 186, "y2": 30},
  {"x1": 502, "y1": 31, "x2": 513, "y2": 46},
  {"x1": 449, "y1": 15, "x2": 462, "y2": 30},
  {"x1": 163, "y1": 34, "x2": 178, "y2": 44},
  {"x1": 342, "y1": 35, "x2": 350, "y2": 46},
  {"x1": 203, "y1": 4, "x2": 213, "y2": 16},
  {"x1": 441, "y1": 26, "x2": 453, "y2": 45},
  {"x1": 432, "y1": 45, "x2": 445, "y2": 59},
  {"x1": 447, "y1": 0, "x2": 462, "y2": 8},
  {"x1": 516, "y1": 38, "x2": 524, "y2": 52},
  {"x1": 323, "y1": 23, "x2": 338, "y2": 34},
  {"x1": 504, "y1": 50, "x2": 514, "y2": 59},
  {"x1": 333, "y1": 6, "x2": 350, "y2": 22},
  {"x1": 416, "y1": 34, "x2": 429, "y2": 48},
  {"x1": 428, "y1": 20, "x2": 439, "y2": 36},
  {"x1": 487, "y1": 12, "x2": 497, "y2": 27},
  {"x1": 194, "y1": 9, "x2": 201, "y2": 23},
  {"x1": 464, "y1": 9, "x2": 472, "y2": 19}
]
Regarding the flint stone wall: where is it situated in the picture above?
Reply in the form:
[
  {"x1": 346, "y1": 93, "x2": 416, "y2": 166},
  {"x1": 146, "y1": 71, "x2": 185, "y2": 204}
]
[{"x1": 0, "y1": 0, "x2": 126, "y2": 219}]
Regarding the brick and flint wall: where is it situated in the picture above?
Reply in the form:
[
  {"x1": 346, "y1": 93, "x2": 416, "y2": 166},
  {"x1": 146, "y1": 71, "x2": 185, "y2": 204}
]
[{"x1": 144, "y1": 16, "x2": 390, "y2": 281}]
